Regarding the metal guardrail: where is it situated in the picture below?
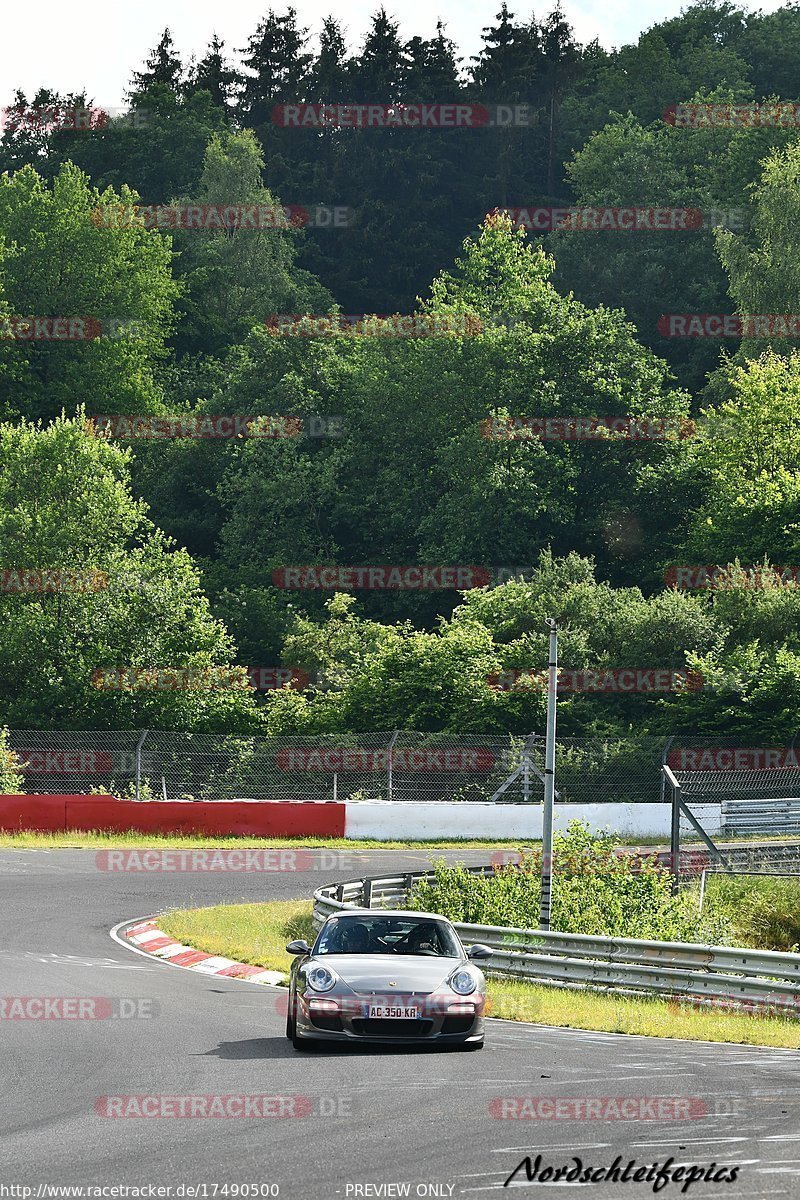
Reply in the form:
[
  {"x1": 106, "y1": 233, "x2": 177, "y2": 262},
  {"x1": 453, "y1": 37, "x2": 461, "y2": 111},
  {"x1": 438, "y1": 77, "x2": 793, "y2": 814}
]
[
  {"x1": 312, "y1": 868, "x2": 800, "y2": 1011},
  {"x1": 722, "y1": 797, "x2": 800, "y2": 835}
]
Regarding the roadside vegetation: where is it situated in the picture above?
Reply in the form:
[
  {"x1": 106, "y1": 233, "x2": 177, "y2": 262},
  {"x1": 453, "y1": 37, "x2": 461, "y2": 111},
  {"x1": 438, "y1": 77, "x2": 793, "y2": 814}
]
[
  {"x1": 0, "y1": 830, "x2": 547, "y2": 849},
  {"x1": 409, "y1": 822, "x2": 800, "y2": 951}
]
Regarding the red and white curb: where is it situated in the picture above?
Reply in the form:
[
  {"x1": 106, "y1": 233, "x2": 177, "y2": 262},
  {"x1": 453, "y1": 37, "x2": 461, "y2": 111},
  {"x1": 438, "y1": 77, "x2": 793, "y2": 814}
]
[{"x1": 122, "y1": 918, "x2": 284, "y2": 985}]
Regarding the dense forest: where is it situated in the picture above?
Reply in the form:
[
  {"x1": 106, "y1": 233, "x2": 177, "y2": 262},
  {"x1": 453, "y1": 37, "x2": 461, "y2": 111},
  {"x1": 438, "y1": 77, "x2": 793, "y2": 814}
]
[{"x1": 2, "y1": 0, "x2": 800, "y2": 737}]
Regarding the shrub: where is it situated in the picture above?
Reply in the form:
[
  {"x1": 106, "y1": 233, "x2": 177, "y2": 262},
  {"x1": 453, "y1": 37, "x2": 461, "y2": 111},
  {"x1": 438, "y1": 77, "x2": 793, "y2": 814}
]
[
  {"x1": 0, "y1": 728, "x2": 24, "y2": 793},
  {"x1": 408, "y1": 821, "x2": 731, "y2": 944}
]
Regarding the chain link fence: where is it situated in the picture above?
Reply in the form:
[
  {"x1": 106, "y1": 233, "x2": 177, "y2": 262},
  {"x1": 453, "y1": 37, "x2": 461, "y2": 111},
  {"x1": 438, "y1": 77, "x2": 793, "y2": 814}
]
[
  {"x1": 6, "y1": 730, "x2": 543, "y2": 802},
  {"x1": 7, "y1": 730, "x2": 800, "y2": 807}
]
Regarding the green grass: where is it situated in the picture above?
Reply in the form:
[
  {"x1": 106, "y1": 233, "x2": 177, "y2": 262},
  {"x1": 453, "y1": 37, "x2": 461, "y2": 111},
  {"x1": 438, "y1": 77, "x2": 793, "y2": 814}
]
[
  {"x1": 1, "y1": 828, "x2": 794, "y2": 851},
  {"x1": 156, "y1": 899, "x2": 800, "y2": 1048},
  {"x1": 0, "y1": 829, "x2": 540, "y2": 850},
  {"x1": 702, "y1": 873, "x2": 800, "y2": 952},
  {"x1": 160, "y1": 899, "x2": 315, "y2": 982}
]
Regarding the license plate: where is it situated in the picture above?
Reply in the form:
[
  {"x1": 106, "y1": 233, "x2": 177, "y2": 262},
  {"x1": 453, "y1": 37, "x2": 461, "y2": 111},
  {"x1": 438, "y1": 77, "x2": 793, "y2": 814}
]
[{"x1": 369, "y1": 1005, "x2": 420, "y2": 1019}]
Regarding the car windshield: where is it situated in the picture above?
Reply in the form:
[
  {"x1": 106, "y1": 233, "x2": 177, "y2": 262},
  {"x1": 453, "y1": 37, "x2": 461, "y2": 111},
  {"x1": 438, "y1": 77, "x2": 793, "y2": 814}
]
[{"x1": 314, "y1": 915, "x2": 462, "y2": 958}]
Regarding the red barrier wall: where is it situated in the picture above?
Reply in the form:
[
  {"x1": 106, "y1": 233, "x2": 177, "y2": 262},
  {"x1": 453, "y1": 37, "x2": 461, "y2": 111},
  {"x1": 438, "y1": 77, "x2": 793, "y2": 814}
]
[
  {"x1": 65, "y1": 797, "x2": 347, "y2": 837},
  {"x1": 0, "y1": 794, "x2": 68, "y2": 832},
  {"x1": 0, "y1": 795, "x2": 346, "y2": 837}
]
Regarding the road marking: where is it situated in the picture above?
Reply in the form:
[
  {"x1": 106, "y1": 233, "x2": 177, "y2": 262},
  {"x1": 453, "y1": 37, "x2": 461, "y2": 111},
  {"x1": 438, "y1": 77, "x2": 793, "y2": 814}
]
[{"x1": 22, "y1": 951, "x2": 150, "y2": 969}]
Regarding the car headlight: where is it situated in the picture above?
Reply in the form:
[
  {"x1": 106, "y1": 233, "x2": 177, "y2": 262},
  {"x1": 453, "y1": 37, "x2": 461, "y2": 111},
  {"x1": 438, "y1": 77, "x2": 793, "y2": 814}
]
[
  {"x1": 449, "y1": 968, "x2": 478, "y2": 995},
  {"x1": 305, "y1": 965, "x2": 336, "y2": 992}
]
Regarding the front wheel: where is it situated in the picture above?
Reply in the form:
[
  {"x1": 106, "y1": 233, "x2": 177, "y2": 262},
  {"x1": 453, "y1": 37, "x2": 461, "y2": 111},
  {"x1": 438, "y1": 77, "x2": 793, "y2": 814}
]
[
  {"x1": 289, "y1": 997, "x2": 319, "y2": 1049},
  {"x1": 285, "y1": 992, "x2": 294, "y2": 1040},
  {"x1": 461, "y1": 1040, "x2": 484, "y2": 1051}
]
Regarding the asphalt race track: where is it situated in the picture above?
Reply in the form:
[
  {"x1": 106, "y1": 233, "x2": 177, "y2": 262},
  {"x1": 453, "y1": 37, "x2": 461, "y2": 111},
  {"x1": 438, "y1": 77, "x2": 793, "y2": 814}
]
[{"x1": 2, "y1": 848, "x2": 800, "y2": 1199}]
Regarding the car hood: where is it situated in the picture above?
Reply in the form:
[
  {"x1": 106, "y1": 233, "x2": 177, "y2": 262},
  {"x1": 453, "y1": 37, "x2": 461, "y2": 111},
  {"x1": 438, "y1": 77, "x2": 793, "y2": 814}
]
[{"x1": 309, "y1": 954, "x2": 466, "y2": 995}]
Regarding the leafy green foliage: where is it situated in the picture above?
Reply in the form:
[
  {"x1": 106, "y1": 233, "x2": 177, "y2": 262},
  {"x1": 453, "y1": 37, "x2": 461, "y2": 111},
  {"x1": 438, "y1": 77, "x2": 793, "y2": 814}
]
[
  {"x1": 0, "y1": 727, "x2": 24, "y2": 792},
  {"x1": 408, "y1": 821, "x2": 730, "y2": 942}
]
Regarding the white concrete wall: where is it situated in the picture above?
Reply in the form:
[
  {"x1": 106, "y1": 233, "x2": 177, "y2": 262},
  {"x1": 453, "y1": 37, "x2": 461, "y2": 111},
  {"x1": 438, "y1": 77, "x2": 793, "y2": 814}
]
[{"x1": 344, "y1": 801, "x2": 722, "y2": 840}]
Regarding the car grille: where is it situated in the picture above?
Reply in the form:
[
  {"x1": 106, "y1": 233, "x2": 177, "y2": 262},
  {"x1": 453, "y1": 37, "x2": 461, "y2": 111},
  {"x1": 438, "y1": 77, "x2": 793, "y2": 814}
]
[
  {"x1": 309, "y1": 1013, "x2": 343, "y2": 1032},
  {"x1": 351, "y1": 1018, "x2": 434, "y2": 1038},
  {"x1": 441, "y1": 1015, "x2": 476, "y2": 1035}
]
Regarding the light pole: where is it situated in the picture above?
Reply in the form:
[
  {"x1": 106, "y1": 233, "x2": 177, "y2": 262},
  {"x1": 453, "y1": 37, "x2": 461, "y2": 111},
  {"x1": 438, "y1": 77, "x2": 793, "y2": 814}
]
[{"x1": 540, "y1": 618, "x2": 558, "y2": 931}]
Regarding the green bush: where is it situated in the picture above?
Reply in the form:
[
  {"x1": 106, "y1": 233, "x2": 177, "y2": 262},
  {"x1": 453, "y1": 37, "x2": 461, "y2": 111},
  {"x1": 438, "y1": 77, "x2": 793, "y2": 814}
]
[
  {"x1": 409, "y1": 821, "x2": 731, "y2": 944},
  {"x1": 0, "y1": 728, "x2": 24, "y2": 793}
]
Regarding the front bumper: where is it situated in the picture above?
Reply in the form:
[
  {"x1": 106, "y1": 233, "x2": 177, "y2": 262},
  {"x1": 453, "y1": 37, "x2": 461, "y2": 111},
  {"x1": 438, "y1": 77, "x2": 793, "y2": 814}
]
[{"x1": 295, "y1": 993, "x2": 485, "y2": 1044}]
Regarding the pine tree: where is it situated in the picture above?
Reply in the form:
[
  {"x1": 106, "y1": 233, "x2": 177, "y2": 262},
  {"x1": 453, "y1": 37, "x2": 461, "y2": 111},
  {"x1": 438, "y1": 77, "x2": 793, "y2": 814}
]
[
  {"x1": 404, "y1": 21, "x2": 463, "y2": 100},
  {"x1": 350, "y1": 9, "x2": 407, "y2": 102},
  {"x1": 187, "y1": 34, "x2": 240, "y2": 110},
  {"x1": 470, "y1": 3, "x2": 540, "y2": 100},
  {"x1": 309, "y1": 16, "x2": 350, "y2": 100},
  {"x1": 238, "y1": 8, "x2": 313, "y2": 126},
  {"x1": 539, "y1": 4, "x2": 582, "y2": 195},
  {"x1": 129, "y1": 28, "x2": 184, "y2": 97}
]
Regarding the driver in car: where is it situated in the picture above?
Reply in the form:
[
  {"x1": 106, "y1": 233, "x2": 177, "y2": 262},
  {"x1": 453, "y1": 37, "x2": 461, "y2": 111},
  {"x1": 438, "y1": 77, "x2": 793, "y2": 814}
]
[
  {"x1": 404, "y1": 922, "x2": 438, "y2": 954},
  {"x1": 340, "y1": 922, "x2": 370, "y2": 953}
]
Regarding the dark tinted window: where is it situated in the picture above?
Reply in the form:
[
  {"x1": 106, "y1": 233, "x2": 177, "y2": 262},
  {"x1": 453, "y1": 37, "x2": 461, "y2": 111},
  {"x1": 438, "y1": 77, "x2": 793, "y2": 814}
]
[{"x1": 314, "y1": 915, "x2": 462, "y2": 957}]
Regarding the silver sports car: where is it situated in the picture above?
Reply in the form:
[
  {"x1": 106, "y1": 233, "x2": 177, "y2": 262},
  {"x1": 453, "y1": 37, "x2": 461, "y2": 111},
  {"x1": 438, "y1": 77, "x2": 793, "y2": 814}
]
[{"x1": 285, "y1": 909, "x2": 492, "y2": 1049}]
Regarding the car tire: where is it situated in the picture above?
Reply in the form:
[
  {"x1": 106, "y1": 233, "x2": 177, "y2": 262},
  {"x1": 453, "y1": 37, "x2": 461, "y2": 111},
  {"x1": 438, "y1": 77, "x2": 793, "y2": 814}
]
[
  {"x1": 461, "y1": 1040, "x2": 484, "y2": 1051},
  {"x1": 289, "y1": 997, "x2": 320, "y2": 1050},
  {"x1": 285, "y1": 993, "x2": 294, "y2": 1040}
]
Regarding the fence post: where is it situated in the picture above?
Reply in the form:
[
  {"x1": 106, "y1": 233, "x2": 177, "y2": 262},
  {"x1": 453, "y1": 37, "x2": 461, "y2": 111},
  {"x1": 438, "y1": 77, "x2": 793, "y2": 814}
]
[
  {"x1": 134, "y1": 729, "x2": 149, "y2": 802},
  {"x1": 665, "y1": 764, "x2": 681, "y2": 894},
  {"x1": 540, "y1": 619, "x2": 558, "y2": 931},
  {"x1": 387, "y1": 730, "x2": 399, "y2": 801},
  {"x1": 659, "y1": 736, "x2": 675, "y2": 805}
]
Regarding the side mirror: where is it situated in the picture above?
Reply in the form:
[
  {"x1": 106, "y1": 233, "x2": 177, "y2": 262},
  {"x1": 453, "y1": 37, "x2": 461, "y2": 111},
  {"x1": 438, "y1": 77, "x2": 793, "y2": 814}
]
[
  {"x1": 285, "y1": 940, "x2": 310, "y2": 956},
  {"x1": 467, "y1": 944, "x2": 493, "y2": 961}
]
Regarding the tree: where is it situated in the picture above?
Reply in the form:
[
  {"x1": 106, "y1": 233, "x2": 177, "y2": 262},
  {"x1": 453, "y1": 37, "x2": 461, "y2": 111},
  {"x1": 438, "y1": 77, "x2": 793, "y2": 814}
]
[
  {"x1": 350, "y1": 9, "x2": 407, "y2": 101},
  {"x1": 682, "y1": 352, "x2": 800, "y2": 563},
  {"x1": 0, "y1": 162, "x2": 178, "y2": 424},
  {"x1": 403, "y1": 23, "x2": 463, "y2": 99},
  {"x1": 186, "y1": 35, "x2": 241, "y2": 110},
  {"x1": 239, "y1": 8, "x2": 313, "y2": 126},
  {"x1": 470, "y1": 3, "x2": 540, "y2": 98},
  {"x1": 715, "y1": 139, "x2": 800, "y2": 359},
  {"x1": 211, "y1": 215, "x2": 690, "y2": 641},
  {"x1": 308, "y1": 17, "x2": 350, "y2": 99},
  {"x1": 129, "y1": 29, "x2": 184, "y2": 98},
  {"x1": 0, "y1": 88, "x2": 96, "y2": 178},
  {"x1": 65, "y1": 86, "x2": 232, "y2": 206},
  {"x1": 168, "y1": 127, "x2": 331, "y2": 356},
  {"x1": 0, "y1": 414, "x2": 261, "y2": 731}
]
